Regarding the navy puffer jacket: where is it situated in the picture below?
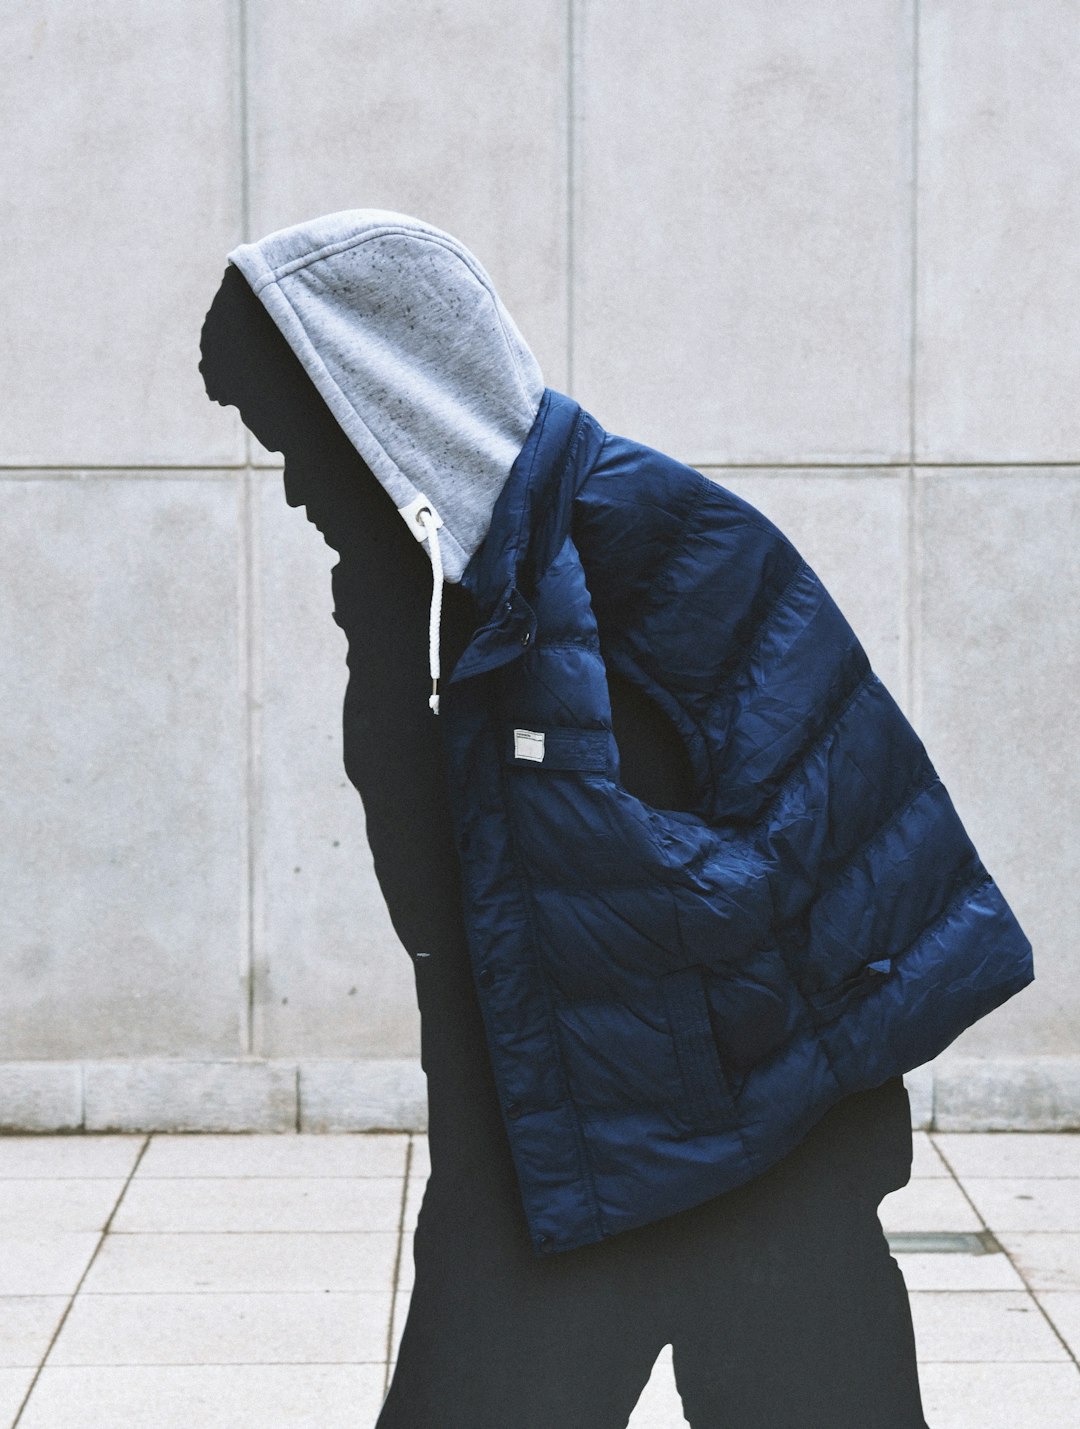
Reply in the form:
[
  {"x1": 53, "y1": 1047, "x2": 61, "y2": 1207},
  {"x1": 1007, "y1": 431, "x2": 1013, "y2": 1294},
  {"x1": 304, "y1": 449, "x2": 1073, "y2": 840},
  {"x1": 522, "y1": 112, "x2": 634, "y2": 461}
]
[
  {"x1": 228, "y1": 210, "x2": 1035, "y2": 1260},
  {"x1": 443, "y1": 387, "x2": 1034, "y2": 1257}
]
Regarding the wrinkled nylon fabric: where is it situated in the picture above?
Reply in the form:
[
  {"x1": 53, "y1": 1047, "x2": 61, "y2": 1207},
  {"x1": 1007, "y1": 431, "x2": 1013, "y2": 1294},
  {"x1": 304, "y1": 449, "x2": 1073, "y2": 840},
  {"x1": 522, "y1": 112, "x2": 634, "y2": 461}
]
[{"x1": 441, "y1": 387, "x2": 1035, "y2": 1258}]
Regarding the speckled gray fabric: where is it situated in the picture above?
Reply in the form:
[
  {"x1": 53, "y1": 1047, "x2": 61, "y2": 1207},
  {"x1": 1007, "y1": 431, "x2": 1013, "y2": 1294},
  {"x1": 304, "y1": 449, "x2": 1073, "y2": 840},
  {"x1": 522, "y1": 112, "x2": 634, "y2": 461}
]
[{"x1": 227, "y1": 209, "x2": 546, "y2": 583}]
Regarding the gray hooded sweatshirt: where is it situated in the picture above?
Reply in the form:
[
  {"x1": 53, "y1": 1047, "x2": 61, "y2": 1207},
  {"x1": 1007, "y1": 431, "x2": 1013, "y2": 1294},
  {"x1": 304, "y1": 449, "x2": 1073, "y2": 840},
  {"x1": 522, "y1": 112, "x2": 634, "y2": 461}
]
[{"x1": 227, "y1": 209, "x2": 545, "y2": 586}]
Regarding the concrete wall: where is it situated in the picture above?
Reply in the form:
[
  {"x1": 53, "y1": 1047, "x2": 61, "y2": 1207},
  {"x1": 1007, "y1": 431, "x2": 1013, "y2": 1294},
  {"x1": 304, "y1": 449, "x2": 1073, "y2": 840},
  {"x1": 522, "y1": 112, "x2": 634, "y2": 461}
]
[{"x1": 2, "y1": 1, "x2": 1076, "y2": 1131}]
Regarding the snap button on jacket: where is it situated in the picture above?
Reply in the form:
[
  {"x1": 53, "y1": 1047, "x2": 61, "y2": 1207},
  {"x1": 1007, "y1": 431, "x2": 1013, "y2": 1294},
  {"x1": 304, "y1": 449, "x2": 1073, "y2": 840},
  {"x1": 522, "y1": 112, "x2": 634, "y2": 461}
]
[{"x1": 442, "y1": 386, "x2": 1035, "y2": 1258}]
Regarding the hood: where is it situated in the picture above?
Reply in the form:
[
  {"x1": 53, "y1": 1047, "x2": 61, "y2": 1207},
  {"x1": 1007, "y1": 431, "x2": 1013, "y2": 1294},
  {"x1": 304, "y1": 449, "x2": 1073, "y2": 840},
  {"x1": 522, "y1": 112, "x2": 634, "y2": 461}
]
[{"x1": 226, "y1": 209, "x2": 546, "y2": 585}]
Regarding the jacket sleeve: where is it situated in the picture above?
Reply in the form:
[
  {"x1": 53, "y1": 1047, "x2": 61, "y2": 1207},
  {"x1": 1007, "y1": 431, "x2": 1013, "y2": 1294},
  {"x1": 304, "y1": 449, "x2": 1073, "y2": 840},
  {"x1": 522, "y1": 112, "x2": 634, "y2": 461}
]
[{"x1": 569, "y1": 431, "x2": 883, "y2": 823}]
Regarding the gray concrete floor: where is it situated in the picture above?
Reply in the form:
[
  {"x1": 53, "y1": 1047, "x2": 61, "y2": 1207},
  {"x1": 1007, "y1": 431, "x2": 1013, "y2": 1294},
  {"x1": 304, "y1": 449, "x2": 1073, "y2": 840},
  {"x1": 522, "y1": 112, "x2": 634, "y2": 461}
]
[{"x1": 0, "y1": 1131, "x2": 1077, "y2": 1427}]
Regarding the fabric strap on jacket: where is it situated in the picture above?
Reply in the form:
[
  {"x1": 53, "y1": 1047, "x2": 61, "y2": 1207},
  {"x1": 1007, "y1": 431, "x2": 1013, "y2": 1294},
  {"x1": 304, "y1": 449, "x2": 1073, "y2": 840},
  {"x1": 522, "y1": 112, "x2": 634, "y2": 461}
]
[{"x1": 660, "y1": 965, "x2": 739, "y2": 1133}]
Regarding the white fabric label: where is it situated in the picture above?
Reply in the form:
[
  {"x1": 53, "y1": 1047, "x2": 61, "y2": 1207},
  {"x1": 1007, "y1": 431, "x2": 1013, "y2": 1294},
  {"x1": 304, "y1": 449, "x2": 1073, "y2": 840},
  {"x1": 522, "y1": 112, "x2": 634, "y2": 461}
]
[{"x1": 513, "y1": 729, "x2": 546, "y2": 762}]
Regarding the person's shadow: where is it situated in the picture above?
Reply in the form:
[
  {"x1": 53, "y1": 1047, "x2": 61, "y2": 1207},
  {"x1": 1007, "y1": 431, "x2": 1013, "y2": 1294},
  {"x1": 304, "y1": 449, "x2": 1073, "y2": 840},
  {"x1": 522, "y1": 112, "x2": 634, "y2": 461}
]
[{"x1": 200, "y1": 262, "x2": 930, "y2": 1429}]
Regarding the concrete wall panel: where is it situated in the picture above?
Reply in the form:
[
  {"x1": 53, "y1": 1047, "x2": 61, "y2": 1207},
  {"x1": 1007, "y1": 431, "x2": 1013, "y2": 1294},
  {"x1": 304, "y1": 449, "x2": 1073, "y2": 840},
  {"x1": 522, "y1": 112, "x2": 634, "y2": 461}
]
[
  {"x1": 916, "y1": 469, "x2": 1079, "y2": 1054},
  {"x1": 0, "y1": 2, "x2": 244, "y2": 467},
  {"x1": 0, "y1": 475, "x2": 246, "y2": 1057},
  {"x1": 917, "y1": 1, "x2": 1080, "y2": 460},
  {"x1": 573, "y1": 0, "x2": 914, "y2": 463},
  {"x1": 245, "y1": 0, "x2": 569, "y2": 425}
]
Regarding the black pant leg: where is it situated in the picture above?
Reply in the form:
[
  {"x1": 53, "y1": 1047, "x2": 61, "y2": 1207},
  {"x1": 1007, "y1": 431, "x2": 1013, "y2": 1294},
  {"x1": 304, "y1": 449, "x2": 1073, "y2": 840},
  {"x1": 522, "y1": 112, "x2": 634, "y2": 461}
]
[
  {"x1": 376, "y1": 1174, "x2": 669, "y2": 1429},
  {"x1": 664, "y1": 1079, "x2": 930, "y2": 1429},
  {"x1": 374, "y1": 942, "x2": 669, "y2": 1429}
]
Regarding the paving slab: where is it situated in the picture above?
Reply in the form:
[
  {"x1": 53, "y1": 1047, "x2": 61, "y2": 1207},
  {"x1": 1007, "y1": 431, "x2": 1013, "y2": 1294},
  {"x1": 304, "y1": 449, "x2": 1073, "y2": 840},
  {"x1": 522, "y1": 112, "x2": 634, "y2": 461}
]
[
  {"x1": 0, "y1": 1236, "x2": 100, "y2": 1297},
  {"x1": 408, "y1": 1135, "x2": 430, "y2": 1181},
  {"x1": 933, "y1": 1132, "x2": 1080, "y2": 1179},
  {"x1": 16, "y1": 1363, "x2": 388, "y2": 1429},
  {"x1": 996, "y1": 1233, "x2": 1080, "y2": 1292},
  {"x1": 1034, "y1": 1292, "x2": 1080, "y2": 1360},
  {"x1": 908, "y1": 1289, "x2": 1069, "y2": 1362},
  {"x1": 49, "y1": 1290, "x2": 393, "y2": 1366},
  {"x1": 396, "y1": 1243, "x2": 414, "y2": 1295},
  {"x1": 904, "y1": 1064, "x2": 935, "y2": 1129},
  {"x1": 0, "y1": 1136, "x2": 143, "y2": 1180},
  {"x1": 627, "y1": 1343, "x2": 690, "y2": 1428},
  {"x1": 961, "y1": 1178, "x2": 1080, "y2": 1233},
  {"x1": 110, "y1": 1176, "x2": 404, "y2": 1234},
  {"x1": 878, "y1": 1176, "x2": 984, "y2": 1234},
  {"x1": 136, "y1": 1132, "x2": 408, "y2": 1179},
  {"x1": 916, "y1": 1361, "x2": 1080, "y2": 1429},
  {"x1": 0, "y1": 1297, "x2": 69, "y2": 1367},
  {"x1": 81, "y1": 1232, "x2": 399, "y2": 1296},
  {"x1": 0, "y1": 1179, "x2": 127, "y2": 1235},
  {"x1": 889, "y1": 1248, "x2": 1026, "y2": 1292},
  {"x1": 401, "y1": 1172, "x2": 425, "y2": 1239},
  {"x1": 0, "y1": 1367, "x2": 36, "y2": 1427},
  {"x1": 910, "y1": 1131, "x2": 951, "y2": 1178},
  {"x1": 389, "y1": 1288, "x2": 410, "y2": 1364},
  {"x1": 2, "y1": 1128, "x2": 1078, "y2": 1427}
]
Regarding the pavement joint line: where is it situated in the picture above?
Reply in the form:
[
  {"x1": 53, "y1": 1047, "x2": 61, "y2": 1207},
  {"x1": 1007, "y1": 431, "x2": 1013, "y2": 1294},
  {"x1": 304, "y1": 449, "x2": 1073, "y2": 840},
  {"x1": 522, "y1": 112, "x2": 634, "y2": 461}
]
[
  {"x1": 927, "y1": 1133, "x2": 1080, "y2": 1372},
  {"x1": 382, "y1": 1135, "x2": 415, "y2": 1400},
  {"x1": 11, "y1": 1133, "x2": 151, "y2": 1426}
]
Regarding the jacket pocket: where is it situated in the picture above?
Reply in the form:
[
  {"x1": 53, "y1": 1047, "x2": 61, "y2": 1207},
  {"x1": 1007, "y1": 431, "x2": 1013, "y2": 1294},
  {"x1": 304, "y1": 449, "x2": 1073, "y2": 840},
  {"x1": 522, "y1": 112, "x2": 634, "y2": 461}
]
[
  {"x1": 659, "y1": 963, "x2": 739, "y2": 1135},
  {"x1": 805, "y1": 955, "x2": 893, "y2": 1023}
]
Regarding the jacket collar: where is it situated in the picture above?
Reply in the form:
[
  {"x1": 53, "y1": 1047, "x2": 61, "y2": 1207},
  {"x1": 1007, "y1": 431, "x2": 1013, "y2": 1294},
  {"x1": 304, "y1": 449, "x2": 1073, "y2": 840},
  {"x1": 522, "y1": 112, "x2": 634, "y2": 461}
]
[{"x1": 447, "y1": 388, "x2": 603, "y2": 687}]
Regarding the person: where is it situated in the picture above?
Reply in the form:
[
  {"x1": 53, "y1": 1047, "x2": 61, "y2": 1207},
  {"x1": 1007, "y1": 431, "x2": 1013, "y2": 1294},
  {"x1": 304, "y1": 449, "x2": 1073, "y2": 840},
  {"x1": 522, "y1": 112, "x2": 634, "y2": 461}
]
[{"x1": 200, "y1": 215, "x2": 930, "y2": 1428}]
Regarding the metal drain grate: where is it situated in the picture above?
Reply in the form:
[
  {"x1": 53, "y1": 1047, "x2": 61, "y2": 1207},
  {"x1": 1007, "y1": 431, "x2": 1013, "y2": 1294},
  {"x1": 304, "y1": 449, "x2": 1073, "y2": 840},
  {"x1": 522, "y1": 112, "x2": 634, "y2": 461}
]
[{"x1": 886, "y1": 1230, "x2": 1001, "y2": 1255}]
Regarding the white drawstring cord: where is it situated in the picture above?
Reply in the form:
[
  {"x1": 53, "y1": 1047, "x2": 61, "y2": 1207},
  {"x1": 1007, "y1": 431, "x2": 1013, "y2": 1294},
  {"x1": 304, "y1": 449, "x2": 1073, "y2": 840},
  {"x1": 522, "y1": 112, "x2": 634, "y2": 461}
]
[{"x1": 416, "y1": 505, "x2": 443, "y2": 713}]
